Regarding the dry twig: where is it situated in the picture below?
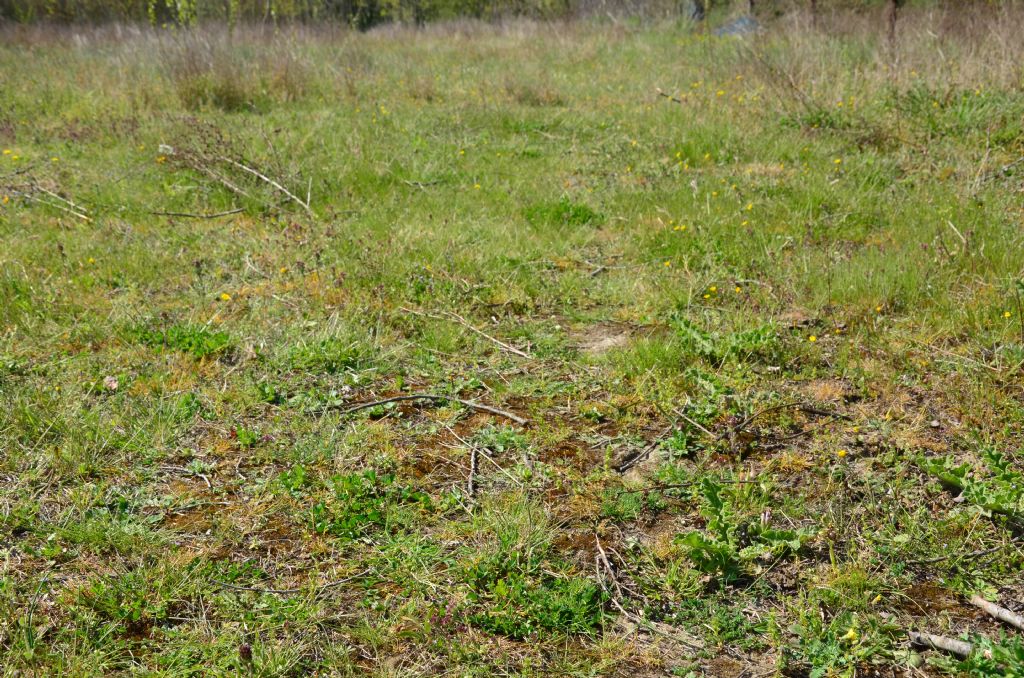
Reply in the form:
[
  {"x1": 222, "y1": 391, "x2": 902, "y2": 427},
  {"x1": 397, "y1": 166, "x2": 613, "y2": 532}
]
[
  {"x1": 334, "y1": 393, "x2": 527, "y2": 425},
  {"x1": 970, "y1": 595, "x2": 1024, "y2": 632},
  {"x1": 216, "y1": 569, "x2": 368, "y2": 596},
  {"x1": 908, "y1": 631, "x2": 973, "y2": 658},
  {"x1": 402, "y1": 307, "x2": 532, "y2": 359},
  {"x1": 151, "y1": 208, "x2": 243, "y2": 219}
]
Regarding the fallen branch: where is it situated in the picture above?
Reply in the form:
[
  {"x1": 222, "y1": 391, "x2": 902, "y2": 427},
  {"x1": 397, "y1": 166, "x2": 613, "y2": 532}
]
[
  {"x1": 909, "y1": 631, "x2": 973, "y2": 658},
  {"x1": 402, "y1": 307, "x2": 532, "y2": 359},
  {"x1": 25, "y1": 193, "x2": 91, "y2": 221},
  {"x1": 335, "y1": 394, "x2": 527, "y2": 425},
  {"x1": 33, "y1": 185, "x2": 91, "y2": 221},
  {"x1": 151, "y1": 208, "x2": 244, "y2": 219},
  {"x1": 216, "y1": 569, "x2": 368, "y2": 596},
  {"x1": 615, "y1": 422, "x2": 674, "y2": 473},
  {"x1": 730, "y1": 401, "x2": 851, "y2": 437},
  {"x1": 219, "y1": 156, "x2": 312, "y2": 215},
  {"x1": 594, "y1": 534, "x2": 702, "y2": 651},
  {"x1": 445, "y1": 425, "x2": 524, "y2": 488},
  {"x1": 906, "y1": 541, "x2": 1016, "y2": 565},
  {"x1": 656, "y1": 88, "x2": 686, "y2": 104},
  {"x1": 970, "y1": 595, "x2": 1024, "y2": 632},
  {"x1": 671, "y1": 407, "x2": 716, "y2": 438},
  {"x1": 467, "y1": 446, "x2": 478, "y2": 499}
]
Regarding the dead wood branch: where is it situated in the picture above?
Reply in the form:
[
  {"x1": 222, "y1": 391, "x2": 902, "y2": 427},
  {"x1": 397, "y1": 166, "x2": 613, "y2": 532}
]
[
  {"x1": 215, "y1": 569, "x2": 368, "y2": 596},
  {"x1": 401, "y1": 307, "x2": 532, "y2": 359},
  {"x1": 656, "y1": 88, "x2": 686, "y2": 105},
  {"x1": 334, "y1": 394, "x2": 527, "y2": 425},
  {"x1": 970, "y1": 595, "x2": 1024, "y2": 632},
  {"x1": 445, "y1": 425, "x2": 524, "y2": 488},
  {"x1": 615, "y1": 422, "x2": 674, "y2": 473},
  {"x1": 151, "y1": 208, "x2": 243, "y2": 219},
  {"x1": 594, "y1": 534, "x2": 702, "y2": 651},
  {"x1": 467, "y1": 446, "x2": 478, "y2": 499},
  {"x1": 730, "y1": 401, "x2": 851, "y2": 437},
  {"x1": 906, "y1": 541, "x2": 1017, "y2": 565},
  {"x1": 218, "y1": 156, "x2": 312, "y2": 215},
  {"x1": 908, "y1": 631, "x2": 973, "y2": 658}
]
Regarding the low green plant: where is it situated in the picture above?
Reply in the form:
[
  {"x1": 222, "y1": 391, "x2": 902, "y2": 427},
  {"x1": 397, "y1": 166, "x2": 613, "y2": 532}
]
[
  {"x1": 671, "y1": 317, "x2": 780, "y2": 366},
  {"x1": 289, "y1": 338, "x2": 365, "y2": 374},
  {"x1": 523, "y1": 198, "x2": 602, "y2": 228},
  {"x1": 935, "y1": 634, "x2": 1024, "y2": 676},
  {"x1": 310, "y1": 470, "x2": 431, "y2": 539},
  {"x1": 676, "y1": 478, "x2": 813, "y2": 584},
  {"x1": 128, "y1": 324, "x2": 231, "y2": 359},
  {"x1": 465, "y1": 550, "x2": 605, "y2": 639},
  {"x1": 918, "y1": 447, "x2": 1023, "y2": 520}
]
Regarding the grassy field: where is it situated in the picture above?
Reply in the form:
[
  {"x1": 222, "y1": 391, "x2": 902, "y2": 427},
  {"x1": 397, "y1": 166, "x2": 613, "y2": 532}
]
[{"x1": 2, "y1": 6, "x2": 1024, "y2": 675}]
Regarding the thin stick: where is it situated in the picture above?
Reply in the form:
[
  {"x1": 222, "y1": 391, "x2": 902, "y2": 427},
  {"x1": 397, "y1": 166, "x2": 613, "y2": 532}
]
[
  {"x1": 402, "y1": 307, "x2": 532, "y2": 359},
  {"x1": 446, "y1": 310, "x2": 532, "y2": 359},
  {"x1": 24, "y1": 194, "x2": 91, "y2": 221},
  {"x1": 908, "y1": 631, "x2": 973, "y2": 658},
  {"x1": 151, "y1": 208, "x2": 244, "y2": 219},
  {"x1": 671, "y1": 408, "x2": 716, "y2": 438},
  {"x1": 1014, "y1": 283, "x2": 1024, "y2": 346},
  {"x1": 467, "y1": 446, "x2": 478, "y2": 499},
  {"x1": 615, "y1": 423, "x2": 674, "y2": 473},
  {"x1": 219, "y1": 156, "x2": 312, "y2": 215},
  {"x1": 196, "y1": 164, "x2": 253, "y2": 200},
  {"x1": 969, "y1": 595, "x2": 1024, "y2": 632},
  {"x1": 593, "y1": 540, "x2": 702, "y2": 651},
  {"x1": 906, "y1": 542, "x2": 1013, "y2": 565},
  {"x1": 445, "y1": 425, "x2": 524, "y2": 488},
  {"x1": 656, "y1": 88, "x2": 686, "y2": 104},
  {"x1": 594, "y1": 534, "x2": 624, "y2": 597},
  {"x1": 33, "y1": 185, "x2": 91, "y2": 219},
  {"x1": 730, "y1": 401, "x2": 850, "y2": 437},
  {"x1": 335, "y1": 394, "x2": 527, "y2": 425},
  {"x1": 216, "y1": 569, "x2": 368, "y2": 596}
]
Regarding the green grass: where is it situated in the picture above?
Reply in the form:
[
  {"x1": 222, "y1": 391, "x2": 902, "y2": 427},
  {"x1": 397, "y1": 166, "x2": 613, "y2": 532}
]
[{"x1": 2, "y1": 9, "x2": 1024, "y2": 675}]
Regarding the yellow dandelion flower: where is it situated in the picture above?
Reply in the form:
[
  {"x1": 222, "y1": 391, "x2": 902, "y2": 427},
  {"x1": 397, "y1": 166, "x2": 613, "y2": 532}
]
[
  {"x1": 716, "y1": 90, "x2": 725, "y2": 97},
  {"x1": 156, "y1": 155, "x2": 167, "y2": 164},
  {"x1": 1004, "y1": 311, "x2": 1012, "y2": 318},
  {"x1": 841, "y1": 628, "x2": 858, "y2": 642},
  {"x1": 279, "y1": 267, "x2": 288, "y2": 274},
  {"x1": 703, "y1": 293, "x2": 711, "y2": 299},
  {"x1": 663, "y1": 261, "x2": 671, "y2": 267},
  {"x1": 808, "y1": 335, "x2": 817, "y2": 342},
  {"x1": 709, "y1": 286, "x2": 717, "y2": 292},
  {"x1": 1, "y1": 195, "x2": 8, "y2": 205},
  {"x1": 473, "y1": 183, "x2": 481, "y2": 190},
  {"x1": 219, "y1": 293, "x2": 231, "y2": 301},
  {"x1": 875, "y1": 306, "x2": 883, "y2": 313},
  {"x1": 1, "y1": 149, "x2": 9, "y2": 155},
  {"x1": 735, "y1": 286, "x2": 742, "y2": 293},
  {"x1": 834, "y1": 158, "x2": 842, "y2": 165},
  {"x1": 837, "y1": 449, "x2": 848, "y2": 458}
]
